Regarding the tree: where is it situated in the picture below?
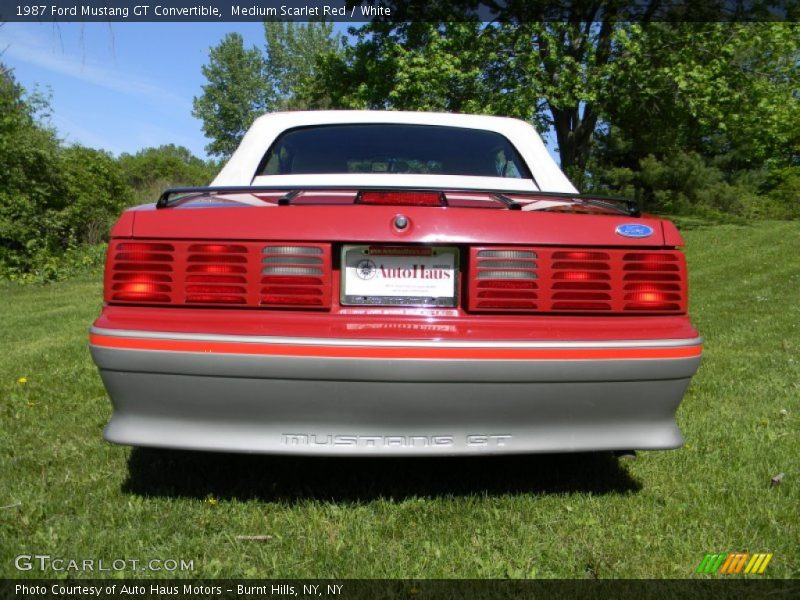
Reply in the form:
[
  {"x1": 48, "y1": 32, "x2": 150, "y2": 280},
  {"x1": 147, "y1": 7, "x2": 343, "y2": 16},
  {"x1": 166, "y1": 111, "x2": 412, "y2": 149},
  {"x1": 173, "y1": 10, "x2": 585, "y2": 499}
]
[
  {"x1": 193, "y1": 24, "x2": 342, "y2": 158},
  {"x1": 1, "y1": 68, "x2": 135, "y2": 272},
  {"x1": 264, "y1": 21, "x2": 343, "y2": 110},
  {"x1": 192, "y1": 33, "x2": 272, "y2": 158},
  {"x1": 312, "y1": 18, "x2": 637, "y2": 175},
  {"x1": 60, "y1": 145, "x2": 132, "y2": 245},
  {"x1": 314, "y1": 15, "x2": 799, "y2": 185},
  {"x1": 117, "y1": 144, "x2": 217, "y2": 189},
  {"x1": 596, "y1": 22, "x2": 800, "y2": 172},
  {"x1": 0, "y1": 67, "x2": 65, "y2": 264}
]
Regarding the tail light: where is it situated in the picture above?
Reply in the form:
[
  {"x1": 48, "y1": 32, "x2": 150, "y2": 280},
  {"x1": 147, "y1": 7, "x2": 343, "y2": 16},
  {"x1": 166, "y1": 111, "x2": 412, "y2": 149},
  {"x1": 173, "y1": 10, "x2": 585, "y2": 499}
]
[
  {"x1": 468, "y1": 247, "x2": 686, "y2": 314},
  {"x1": 107, "y1": 242, "x2": 174, "y2": 304},
  {"x1": 185, "y1": 244, "x2": 248, "y2": 305},
  {"x1": 468, "y1": 248, "x2": 538, "y2": 311},
  {"x1": 550, "y1": 251, "x2": 612, "y2": 311},
  {"x1": 622, "y1": 253, "x2": 683, "y2": 311},
  {"x1": 261, "y1": 244, "x2": 332, "y2": 308},
  {"x1": 105, "y1": 240, "x2": 331, "y2": 310}
]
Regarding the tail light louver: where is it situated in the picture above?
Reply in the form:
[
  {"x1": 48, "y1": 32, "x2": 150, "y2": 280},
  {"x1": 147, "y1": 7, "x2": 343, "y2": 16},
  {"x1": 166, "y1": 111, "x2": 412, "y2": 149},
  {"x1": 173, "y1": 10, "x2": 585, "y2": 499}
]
[
  {"x1": 185, "y1": 244, "x2": 249, "y2": 305},
  {"x1": 261, "y1": 245, "x2": 332, "y2": 308},
  {"x1": 622, "y1": 252, "x2": 683, "y2": 311},
  {"x1": 471, "y1": 248, "x2": 538, "y2": 311},
  {"x1": 108, "y1": 242, "x2": 174, "y2": 304},
  {"x1": 106, "y1": 240, "x2": 331, "y2": 309},
  {"x1": 550, "y1": 250, "x2": 612, "y2": 311},
  {"x1": 469, "y1": 247, "x2": 686, "y2": 314}
]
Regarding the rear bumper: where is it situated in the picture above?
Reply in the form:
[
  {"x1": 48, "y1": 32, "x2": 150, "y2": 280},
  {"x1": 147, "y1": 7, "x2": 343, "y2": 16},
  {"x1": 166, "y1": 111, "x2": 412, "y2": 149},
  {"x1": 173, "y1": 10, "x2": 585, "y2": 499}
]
[{"x1": 89, "y1": 327, "x2": 702, "y2": 456}]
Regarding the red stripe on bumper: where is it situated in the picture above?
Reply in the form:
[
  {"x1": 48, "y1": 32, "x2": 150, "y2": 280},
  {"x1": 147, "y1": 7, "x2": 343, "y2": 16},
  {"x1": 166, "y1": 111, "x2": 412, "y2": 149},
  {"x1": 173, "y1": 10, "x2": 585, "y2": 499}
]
[{"x1": 89, "y1": 333, "x2": 702, "y2": 361}]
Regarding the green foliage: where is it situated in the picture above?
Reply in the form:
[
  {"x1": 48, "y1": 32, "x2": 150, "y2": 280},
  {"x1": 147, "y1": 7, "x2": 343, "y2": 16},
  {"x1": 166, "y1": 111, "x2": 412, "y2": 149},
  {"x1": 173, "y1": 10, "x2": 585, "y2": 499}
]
[
  {"x1": 311, "y1": 20, "x2": 637, "y2": 169},
  {"x1": 312, "y1": 19, "x2": 798, "y2": 220},
  {"x1": 0, "y1": 67, "x2": 214, "y2": 280},
  {"x1": 765, "y1": 166, "x2": 800, "y2": 215},
  {"x1": 0, "y1": 67, "x2": 137, "y2": 277},
  {"x1": 193, "y1": 24, "x2": 342, "y2": 159},
  {"x1": 598, "y1": 23, "x2": 800, "y2": 170},
  {"x1": 118, "y1": 144, "x2": 217, "y2": 189},
  {"x1": 2, "y1": 242, "x2": 107, "y2": 284},
  {"x1": 0, "y1": 70, "x2": 66, "y2": 268},
  {"x1": 117, "y1": 144, "x2": 218, "y2": 206},
  {"x1": 264, "y1": 21, "x2": 342, "y2": 110},
  {"x1": 192, "y1": 33, "x2": 272, "y2": 158},
  {"x1": 313, "y1": 22, "x2": 505, "y2": 115},
  {"x1": 590, "y1": 151, "x2": 799, "y2": 220},
  {"x1": 60, "y1": 146, "x2": 133, "y2": 245}
]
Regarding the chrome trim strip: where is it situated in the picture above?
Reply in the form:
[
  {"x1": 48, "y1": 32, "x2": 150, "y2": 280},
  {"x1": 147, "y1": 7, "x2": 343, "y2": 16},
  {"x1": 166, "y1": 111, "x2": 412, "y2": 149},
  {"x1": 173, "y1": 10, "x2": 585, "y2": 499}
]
[{"x1": 91, "y1": 326, "x2": 703, "y2": 350}]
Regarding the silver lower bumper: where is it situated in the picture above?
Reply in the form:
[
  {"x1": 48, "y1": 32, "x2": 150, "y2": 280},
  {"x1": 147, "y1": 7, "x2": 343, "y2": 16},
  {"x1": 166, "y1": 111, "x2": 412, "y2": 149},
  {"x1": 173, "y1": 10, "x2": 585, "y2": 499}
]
[{"x1": 89, "y1": 329, "x2": 702, "y2": 456}]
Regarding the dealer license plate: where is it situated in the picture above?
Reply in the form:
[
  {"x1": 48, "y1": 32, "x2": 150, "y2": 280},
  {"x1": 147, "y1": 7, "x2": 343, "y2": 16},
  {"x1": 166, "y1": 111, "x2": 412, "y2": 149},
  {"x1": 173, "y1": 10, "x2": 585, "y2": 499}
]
[{"x1": 341, "y1": 245, "x2": 458, "y2": 307}]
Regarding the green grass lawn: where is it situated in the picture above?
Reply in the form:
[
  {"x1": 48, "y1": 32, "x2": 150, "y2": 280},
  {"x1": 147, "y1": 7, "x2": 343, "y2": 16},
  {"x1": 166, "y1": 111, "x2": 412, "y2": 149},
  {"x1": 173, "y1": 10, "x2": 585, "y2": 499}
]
[{"x1": 1, "y1": 220, "x2": 798, "y2": 579}]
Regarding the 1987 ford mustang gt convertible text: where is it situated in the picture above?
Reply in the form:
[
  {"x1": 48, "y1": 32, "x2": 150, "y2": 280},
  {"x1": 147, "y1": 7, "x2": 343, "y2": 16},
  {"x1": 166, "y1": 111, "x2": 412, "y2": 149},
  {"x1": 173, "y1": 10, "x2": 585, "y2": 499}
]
[{"x1": 89, "y1": 111, "x2": 702, "y2": 455}]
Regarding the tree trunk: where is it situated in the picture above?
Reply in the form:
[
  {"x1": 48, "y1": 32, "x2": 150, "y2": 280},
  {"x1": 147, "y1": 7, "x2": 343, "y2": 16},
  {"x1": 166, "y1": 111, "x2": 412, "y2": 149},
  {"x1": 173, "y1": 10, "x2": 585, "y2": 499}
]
[{"x1": 551, "y1": 103, "x2": 598, "y2": 174}]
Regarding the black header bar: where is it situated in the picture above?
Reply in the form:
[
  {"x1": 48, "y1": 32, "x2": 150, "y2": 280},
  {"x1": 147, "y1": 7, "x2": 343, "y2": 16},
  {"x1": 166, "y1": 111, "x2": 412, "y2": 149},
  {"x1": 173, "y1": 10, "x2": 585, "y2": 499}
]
[{"x1": 0, "y1": 1, "x2": 797, "y2": 22}]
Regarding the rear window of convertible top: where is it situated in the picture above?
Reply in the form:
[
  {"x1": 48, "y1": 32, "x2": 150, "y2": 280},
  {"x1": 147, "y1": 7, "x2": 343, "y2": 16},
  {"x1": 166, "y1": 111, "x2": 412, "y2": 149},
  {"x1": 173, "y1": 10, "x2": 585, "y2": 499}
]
[{"x1": 257, "y1": 124, "x2": 532, "y2": 179}]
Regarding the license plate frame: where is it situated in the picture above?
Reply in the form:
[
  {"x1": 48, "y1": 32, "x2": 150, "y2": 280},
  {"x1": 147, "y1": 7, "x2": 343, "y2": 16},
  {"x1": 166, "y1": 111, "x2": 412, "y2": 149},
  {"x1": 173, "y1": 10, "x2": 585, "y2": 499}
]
[{"x1": 340, "y1": 245, "x2": 459, "y2": 307}]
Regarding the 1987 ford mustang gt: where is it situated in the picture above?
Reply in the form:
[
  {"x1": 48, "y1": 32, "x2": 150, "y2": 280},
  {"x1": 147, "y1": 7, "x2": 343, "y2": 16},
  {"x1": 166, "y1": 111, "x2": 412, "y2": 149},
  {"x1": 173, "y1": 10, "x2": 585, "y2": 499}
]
[{"x1": 89, "y1": 111, "x2": 702, "y2": 455}]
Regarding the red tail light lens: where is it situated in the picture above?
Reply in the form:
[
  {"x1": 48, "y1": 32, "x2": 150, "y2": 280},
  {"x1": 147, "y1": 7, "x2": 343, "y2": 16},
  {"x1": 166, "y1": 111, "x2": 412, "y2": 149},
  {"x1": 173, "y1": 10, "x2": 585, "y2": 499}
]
[
  {"x1": 188, "y1": 244, "x2": 248, "y2": 254},
  {"x1": 184, "y1": 244, "x2": 249, "y2": 305},
  {"x1": 187, "y1": 264, "x2": 246, "y2": 275},
  {"x1": 106, "y1": 240, "x2": 333, "y2": 310},
  {"x1": 554, "y1": 271, "x2": 609, "y2": 281},
  {"x1": 549, "y1": 251, "x2": 612, "y2": 311},
  {"x1": 468, "y1": 248, "x2": 539, "y2": 311},
  {"x1": 115, "y1": 243, "x2": 173, "y2": 252},
  {"x1": 553, "y1": 251, "x2": 608, "y2": 261},
  {"x1": 622, "y1": 252, "x2": 685, "y2": 312},
  {"x1": 261, "y1": 294, "x2": 324, "y2": 306},
  {"x1": 111, "y1": 281, "x2": 171, "y2": 302},
  {"x1": 468, "y1": 247, "x2": 686, "y2": 314},
  {"x1": 107, "y1": 242, "x2": 174, "y2": 304},
  {"x1": 106, "y1": 240, "x2": 334, "y2": 310},
  {"x1": 260, "y1": 245, "x2": 331, "y2": 308}
]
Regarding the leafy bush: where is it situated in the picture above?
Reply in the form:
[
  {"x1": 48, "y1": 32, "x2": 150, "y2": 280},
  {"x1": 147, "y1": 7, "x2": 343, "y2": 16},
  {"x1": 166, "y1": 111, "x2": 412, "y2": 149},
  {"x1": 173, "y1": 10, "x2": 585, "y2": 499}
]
[
  {"x1": 60, "y1": 146, "x2": 134, "y2": 245},
  {"x1": 764, "y1": 166, "x2": 800, "y2": 219},
  {"x1": 118, "y1": 145, "x2": 219, "y2": 208},
  {"x1": 0, "y1": 71, "x2": 66, "y2": 270},
  {"x1": 117, "y1": 144, "x2": 217, "y2": 192},
  {"x1": 0, "y1": 68, "x2": 216, "y2": 281},
  {"x1": 589, "y1": 151, "x2": 798, "y2": 219},
  {"x1": 2, "y1": 242, "x2": 107, "y2": 284}
]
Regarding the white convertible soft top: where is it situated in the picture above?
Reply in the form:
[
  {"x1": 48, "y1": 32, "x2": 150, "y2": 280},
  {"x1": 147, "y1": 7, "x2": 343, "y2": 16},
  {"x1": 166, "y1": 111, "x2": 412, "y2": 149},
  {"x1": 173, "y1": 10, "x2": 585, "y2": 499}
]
[{"x1": 212, "y1": 110, "x2": 577, "y2": 194}]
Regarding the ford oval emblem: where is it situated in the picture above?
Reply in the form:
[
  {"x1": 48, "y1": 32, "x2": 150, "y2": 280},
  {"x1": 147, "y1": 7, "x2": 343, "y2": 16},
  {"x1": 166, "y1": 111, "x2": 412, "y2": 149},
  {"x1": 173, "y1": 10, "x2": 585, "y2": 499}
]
[{"x1": 615, "y1": 223, "x2": 654, "y2": 238}]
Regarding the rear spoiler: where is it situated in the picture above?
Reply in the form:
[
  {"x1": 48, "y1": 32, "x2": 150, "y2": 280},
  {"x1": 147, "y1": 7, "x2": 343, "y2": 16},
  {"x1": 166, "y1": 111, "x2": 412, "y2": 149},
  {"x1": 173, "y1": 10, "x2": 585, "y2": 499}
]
[{"x1": 156, "y1": 185, "x2": 640, "y2": 216}]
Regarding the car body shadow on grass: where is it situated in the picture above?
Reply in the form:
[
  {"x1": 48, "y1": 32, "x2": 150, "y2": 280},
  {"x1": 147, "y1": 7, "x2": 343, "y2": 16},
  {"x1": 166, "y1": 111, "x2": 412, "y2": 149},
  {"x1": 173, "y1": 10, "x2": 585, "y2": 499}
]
[{"x1": 122, "y1": 449, "x2": 642, "y2": 503}]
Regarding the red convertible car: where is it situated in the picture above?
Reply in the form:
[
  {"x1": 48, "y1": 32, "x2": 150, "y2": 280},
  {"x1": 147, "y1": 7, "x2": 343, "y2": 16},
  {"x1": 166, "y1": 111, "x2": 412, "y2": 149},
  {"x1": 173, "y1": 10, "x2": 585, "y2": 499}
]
[{"x1": 89, "y1": 111, "x2": 702, "y2": 455}]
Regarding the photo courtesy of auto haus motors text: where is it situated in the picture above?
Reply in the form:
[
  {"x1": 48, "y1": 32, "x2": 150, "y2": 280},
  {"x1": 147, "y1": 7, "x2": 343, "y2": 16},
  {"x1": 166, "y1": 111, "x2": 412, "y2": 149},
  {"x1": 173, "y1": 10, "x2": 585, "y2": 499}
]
[{"x1": 14, "y1": 583, "x2": 345, "y2": 598}]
